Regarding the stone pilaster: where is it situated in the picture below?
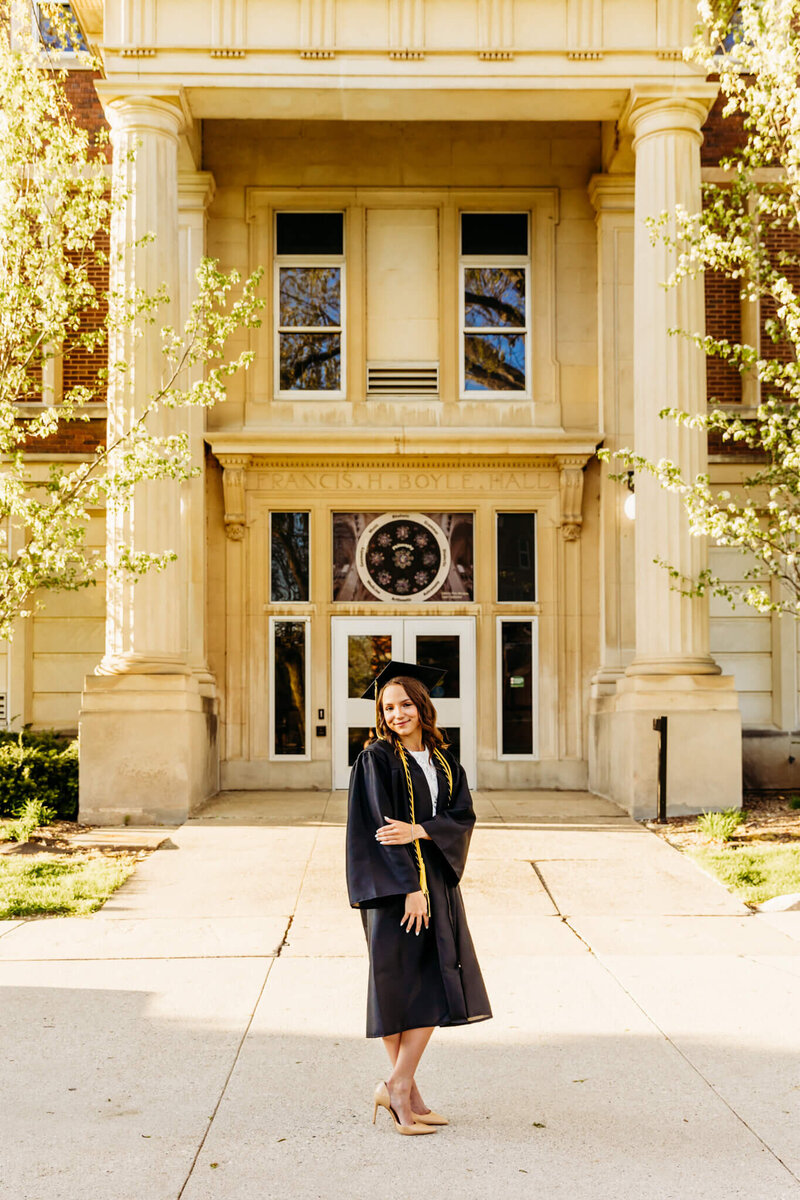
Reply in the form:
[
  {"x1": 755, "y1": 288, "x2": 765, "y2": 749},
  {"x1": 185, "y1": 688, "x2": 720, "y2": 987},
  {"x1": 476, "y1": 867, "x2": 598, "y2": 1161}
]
[
  {"x1": 78, "y1": 96, "x2": 218, "y2": 824},
  {"x1": 178, "y1": 170, "x2": 217, "y2": 692},
  {"x1": 589, "y1": 92, "x2": 742, "y2": 818},
  {"x1": 587, "y1": 174, "x2": 635, "y2": 701}
]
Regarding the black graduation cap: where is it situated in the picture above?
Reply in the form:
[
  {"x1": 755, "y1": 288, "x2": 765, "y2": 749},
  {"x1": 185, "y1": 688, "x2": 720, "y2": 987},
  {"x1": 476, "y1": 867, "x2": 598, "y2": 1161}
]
[{"x1": 360, "y1": 660, "x2": 447, "y2": 702}]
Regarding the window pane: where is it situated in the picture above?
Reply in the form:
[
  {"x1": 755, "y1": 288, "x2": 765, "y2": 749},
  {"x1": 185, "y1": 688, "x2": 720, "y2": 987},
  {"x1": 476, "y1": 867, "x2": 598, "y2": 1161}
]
[
  {"x1": 36, "y1": 3, "x2": 88, "y2": 50},
  {"x1": 461, "y1": 213, "x2": 528, "y2": 256},
  {"x1": 274, "y1": 622, "x2": 306, "y2": 755},
  {"x1": 501, "y1": 622, "x2": 533, "y2": 755},
  {"x1": 279, "y1": 332, "x2": 341, "y2": 391},
  {"x1": 279, "y1": 267, "x2": 341, "y2": 328},
  {"x1": 464, "y1": 268, "x2": 525, "y2": 329},
  {"x1": 413, "y1": 635, "x2": 460, "y2": 698},
  {"x1": 271, "y1": 513, "x2": 309, "y2": 602},
  {"x1": 497, "y1": 513, "x2": 536, "y2": 602},
  {"x1": 464, "y1": 333, "x2": 525, "y2": 391},
  {"x1": 347, "y1": 634, "x2": 393, "y2": 699},
  {"x1": 276, "y1": 212, "x2": 344, "y2": 256}
]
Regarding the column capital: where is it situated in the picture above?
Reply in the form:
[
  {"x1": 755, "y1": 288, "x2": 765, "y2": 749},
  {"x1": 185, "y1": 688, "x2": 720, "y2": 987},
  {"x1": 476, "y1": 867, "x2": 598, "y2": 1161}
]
[
  {"x1": 95, "y1": 84, "x2": 191, "y2": 142},
  {"x1": 620, "y1": 85, "x2": 718, "y2": 147},
  {"x1": 588, "y1": 173, "x2": 635, "y2": 216}
]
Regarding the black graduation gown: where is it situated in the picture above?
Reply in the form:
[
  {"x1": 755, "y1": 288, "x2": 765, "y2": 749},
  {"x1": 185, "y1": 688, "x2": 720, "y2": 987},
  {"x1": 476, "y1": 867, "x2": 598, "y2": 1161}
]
[{"x1": 346, "y1": 738, "x2": 492, "y2": 1038}]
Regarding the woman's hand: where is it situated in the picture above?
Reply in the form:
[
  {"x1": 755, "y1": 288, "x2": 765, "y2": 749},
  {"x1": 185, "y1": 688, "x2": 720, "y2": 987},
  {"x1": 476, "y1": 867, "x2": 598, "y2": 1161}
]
[
  {"x1": 375, "y1": 817, "x2": 429, "y2": 845},
  {"x1": 401, "y1": 889, "x2": 429, "y2": 935}
]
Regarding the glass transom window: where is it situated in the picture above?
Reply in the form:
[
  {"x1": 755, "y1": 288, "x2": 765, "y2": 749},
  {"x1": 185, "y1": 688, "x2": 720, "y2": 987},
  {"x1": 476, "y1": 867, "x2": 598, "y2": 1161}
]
[
  {"x1": 275, "y1": 212, "x2": 344, "y2": 396},
  {"x1": 460, "y1": 213, "x2": 530, "y2": 396}
]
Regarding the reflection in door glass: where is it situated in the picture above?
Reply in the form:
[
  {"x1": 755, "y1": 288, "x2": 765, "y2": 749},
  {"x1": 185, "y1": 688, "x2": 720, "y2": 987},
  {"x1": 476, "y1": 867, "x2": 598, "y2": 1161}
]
[
  {"x1": 348, "y1": 726, "x2": 376, "y2": 766},
  {"x1": 273, "y1": 621, "x2": 307, "y2": 755},
  {"x1": 441, "y1": 727, "x2": 461, "y2": 762},
  {"x1": 414, "y1": 635, "x2": 460, "y2": 698},
  {"x1": 501, "y1": 621, "x2": 533, "y2": 755},
  {"x1": 348, "y1": 634, "x2": 393, "y2": 699}
]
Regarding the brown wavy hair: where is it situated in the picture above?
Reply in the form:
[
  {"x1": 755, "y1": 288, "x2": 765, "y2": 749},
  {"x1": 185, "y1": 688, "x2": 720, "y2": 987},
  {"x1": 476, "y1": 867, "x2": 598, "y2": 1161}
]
[{"x1": 374, "y1": 675, "x2": 450, "y2": 756}]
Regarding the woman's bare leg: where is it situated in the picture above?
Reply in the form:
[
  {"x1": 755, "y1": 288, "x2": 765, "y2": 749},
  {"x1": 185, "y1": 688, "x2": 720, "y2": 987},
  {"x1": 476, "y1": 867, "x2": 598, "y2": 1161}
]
[
  {"x1": 386, "y1": 1027, "x2": 435, "y2": 1126},
  {"x1": 381, "y1": 1033, "x2": 430, "y2": 1114}
]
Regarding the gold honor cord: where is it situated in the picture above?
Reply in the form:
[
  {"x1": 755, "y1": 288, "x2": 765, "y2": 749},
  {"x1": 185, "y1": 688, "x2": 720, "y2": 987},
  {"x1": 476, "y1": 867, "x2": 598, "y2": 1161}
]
[{"x1": 396, "y1": 743, "x2": 453, "y2": 917}]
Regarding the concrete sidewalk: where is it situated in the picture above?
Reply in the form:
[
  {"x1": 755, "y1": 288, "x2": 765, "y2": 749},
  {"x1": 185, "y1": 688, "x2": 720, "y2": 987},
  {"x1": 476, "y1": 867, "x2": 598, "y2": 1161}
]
[{"x1": 2, "y1": 790, "x2": 800, "y2": 1200}]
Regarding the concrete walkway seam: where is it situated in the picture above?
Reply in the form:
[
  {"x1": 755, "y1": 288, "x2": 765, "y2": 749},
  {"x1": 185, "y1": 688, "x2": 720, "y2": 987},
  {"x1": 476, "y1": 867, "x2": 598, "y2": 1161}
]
[
  {"x1": 174, "y1": 792, "x2": 330, "y2": 1198},
  {"x1": 561, "y1": 914, "x2": 800, "y2": 1187}
]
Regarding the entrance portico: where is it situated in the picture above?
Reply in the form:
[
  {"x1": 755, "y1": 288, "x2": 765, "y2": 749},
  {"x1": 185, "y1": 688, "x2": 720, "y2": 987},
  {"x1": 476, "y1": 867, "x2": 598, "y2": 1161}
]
[{"x1": 72, "y1": 0, "x2": 743, "y2": 823}]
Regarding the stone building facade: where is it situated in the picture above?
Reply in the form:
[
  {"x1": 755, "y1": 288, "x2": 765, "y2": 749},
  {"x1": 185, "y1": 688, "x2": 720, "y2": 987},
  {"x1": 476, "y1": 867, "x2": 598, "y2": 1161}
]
[{"x1": 6, "y1": 0, "x2": 796, "y2": 822}]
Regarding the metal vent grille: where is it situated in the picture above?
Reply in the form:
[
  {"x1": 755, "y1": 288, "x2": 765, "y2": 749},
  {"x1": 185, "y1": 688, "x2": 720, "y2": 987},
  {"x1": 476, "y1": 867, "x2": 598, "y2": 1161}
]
[
  {"x1": 0, "y1": 693, "x2": 6, "y2": 724},
  {"x1": 367, "y1": 362, "x2": 439, "y2": 397}
]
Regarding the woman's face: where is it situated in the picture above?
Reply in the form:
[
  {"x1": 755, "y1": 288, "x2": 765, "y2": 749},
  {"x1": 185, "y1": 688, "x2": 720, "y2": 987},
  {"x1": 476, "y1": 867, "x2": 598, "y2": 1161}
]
[{"x1": 381, "y1": 683, "x2": 421, "y2": 740}]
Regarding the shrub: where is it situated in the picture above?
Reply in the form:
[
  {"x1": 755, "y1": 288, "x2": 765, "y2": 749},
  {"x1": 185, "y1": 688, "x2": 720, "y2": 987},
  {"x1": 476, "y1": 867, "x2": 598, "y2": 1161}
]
[
  {"x1": 0, "y1": 730, "x2": 79, "y2": 822},
  {"x1": 789, "y1": 795, "x2": 800, "y2": 811},
  {"x1": 696, "y1": 808, "x2": 747, "y2": 842}
]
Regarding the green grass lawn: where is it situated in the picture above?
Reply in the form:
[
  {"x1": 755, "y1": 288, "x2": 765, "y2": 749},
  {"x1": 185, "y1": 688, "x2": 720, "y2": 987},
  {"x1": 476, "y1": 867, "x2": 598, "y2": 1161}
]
[
  {"x1": 688, "y1": 842, "x2": 800, "y2": 906},
  {"x1": 0, "y1": 851, "x2": 137, "y2": 918}
]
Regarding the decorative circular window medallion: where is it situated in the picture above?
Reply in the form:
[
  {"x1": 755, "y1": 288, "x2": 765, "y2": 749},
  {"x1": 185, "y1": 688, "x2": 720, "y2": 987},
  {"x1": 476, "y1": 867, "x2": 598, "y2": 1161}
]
[{"x1": 355, "y1": 513, "x2": 451, "y2": 602}]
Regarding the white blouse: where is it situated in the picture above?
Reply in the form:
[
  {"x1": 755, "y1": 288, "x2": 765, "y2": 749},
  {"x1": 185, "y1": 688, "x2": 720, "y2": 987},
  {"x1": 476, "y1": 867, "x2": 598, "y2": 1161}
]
[{"x1": 408, "y1": 747, "x2": 439, "y2": 815}]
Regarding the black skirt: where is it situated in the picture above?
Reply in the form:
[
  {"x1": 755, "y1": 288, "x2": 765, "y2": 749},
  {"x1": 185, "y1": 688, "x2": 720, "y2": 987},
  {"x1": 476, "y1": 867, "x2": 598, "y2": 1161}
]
[{"x1": 357, "y1": 751, "x2": 492, "y2": 1038}]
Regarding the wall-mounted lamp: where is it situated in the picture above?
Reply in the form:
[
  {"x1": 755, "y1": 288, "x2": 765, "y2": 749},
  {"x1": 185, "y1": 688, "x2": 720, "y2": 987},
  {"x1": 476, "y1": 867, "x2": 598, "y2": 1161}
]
[{"x1": 623, "y1": 470, "x2": 636, "y2": 521}]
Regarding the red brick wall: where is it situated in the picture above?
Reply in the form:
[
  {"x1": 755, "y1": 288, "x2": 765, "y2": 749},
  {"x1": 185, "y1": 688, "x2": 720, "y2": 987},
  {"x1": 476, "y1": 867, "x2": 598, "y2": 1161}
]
[
  {"x1": 23, "y1": 419, "x2": 106, "y2": 455},
  {"x1": 62, "y1": 232, "x2": 109, "y2": 405},
  {"x1": 703, "y1": 94, "x2": 751, "y2": 460},
  {"x1": 54, "y1": 70, "x2": 109, "y2": 453},
  {"x1": 759, "y1": 223, "x2": 800, "y2": 371},
  {"x1": 701, "y1": 92, "x2": 746, "y2": 167},
  {"x1": 63, "y1": 71, "x2": 110, "y2": 159},
  {"x1": 705, "y1": 269, "x2": 742, "y2": 404}
]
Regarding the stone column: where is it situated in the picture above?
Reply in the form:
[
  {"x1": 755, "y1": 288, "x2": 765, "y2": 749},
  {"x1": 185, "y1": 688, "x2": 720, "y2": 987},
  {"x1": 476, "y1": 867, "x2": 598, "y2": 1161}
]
[
  {"x1": 628, "y1": 96, "x2": 717, "y2": 676},
  {"x1": 592, "y1": 93, "x2": 741, "y2": 818},
  {"x1": 79, "y1": 96, "x2": 218, "y2": 824}
]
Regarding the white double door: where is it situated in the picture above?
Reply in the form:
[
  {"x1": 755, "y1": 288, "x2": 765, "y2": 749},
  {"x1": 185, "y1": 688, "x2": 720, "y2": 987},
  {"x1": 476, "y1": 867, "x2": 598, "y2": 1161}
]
[{"x1": 331, "y1": 616, "x2": 476, "y2": 790}]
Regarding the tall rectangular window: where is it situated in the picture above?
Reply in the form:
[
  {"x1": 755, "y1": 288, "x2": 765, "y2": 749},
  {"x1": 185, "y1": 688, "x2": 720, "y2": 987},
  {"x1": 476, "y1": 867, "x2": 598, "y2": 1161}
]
[
  {"x1": 270, "y1": 513, "x2": 310, "y2": 602},
  {"x1": 497, "y1": 512, "x2": 536, "y2": 602},
  {"x1": 270, "y1": 618, "x2": 310, "y2": 758},
  {"x1": 497, "y1": 618, "x2": 537, "y2": 758},
  {"x1": 275, "y1": 212, "x2": 344, "y2": 395},
  {"x1": 460, "y1": 213, "x2": 530, "y2": 395}
]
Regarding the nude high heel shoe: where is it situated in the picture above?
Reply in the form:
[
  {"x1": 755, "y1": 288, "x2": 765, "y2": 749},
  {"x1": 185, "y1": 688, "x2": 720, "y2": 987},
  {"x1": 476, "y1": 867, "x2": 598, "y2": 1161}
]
[
  {"x1": 372, "y1": 1081, "x2": 437, "y2": 1135},
  {"x1": 411, "y1": 1108, "x2": 449, "y2": 1126}
]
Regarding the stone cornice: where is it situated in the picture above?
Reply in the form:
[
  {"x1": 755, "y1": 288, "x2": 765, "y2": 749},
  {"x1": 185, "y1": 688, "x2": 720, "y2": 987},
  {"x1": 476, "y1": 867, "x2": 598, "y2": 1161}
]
[{"x1": 206, "y1": 428, "x2": 601, "y2": 462}]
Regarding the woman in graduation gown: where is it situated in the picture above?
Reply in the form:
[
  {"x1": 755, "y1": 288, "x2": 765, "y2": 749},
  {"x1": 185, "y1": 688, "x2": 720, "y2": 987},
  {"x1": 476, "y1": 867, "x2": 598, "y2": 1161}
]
[{"x1": 346, "y1": 660, "x2": 492, "y2": 1136}]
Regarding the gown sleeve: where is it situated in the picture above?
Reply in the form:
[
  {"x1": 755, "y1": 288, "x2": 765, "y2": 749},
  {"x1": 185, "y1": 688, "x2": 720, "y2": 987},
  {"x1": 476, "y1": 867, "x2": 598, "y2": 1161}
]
[
  {"x1": 346, "y1": 746, "x2": 421, "y2": 908},
  {"x1": 418, "y1": 758, "x2": 476, "y2": 886}
]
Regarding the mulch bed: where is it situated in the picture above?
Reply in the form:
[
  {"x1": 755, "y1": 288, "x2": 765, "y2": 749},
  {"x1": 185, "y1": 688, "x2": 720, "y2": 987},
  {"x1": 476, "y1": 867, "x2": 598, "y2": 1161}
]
[
  {"x1": 644, "y1": 792, "x2": 800, "y2": 852},
  {"x1": 0, "y1": 820, "x2": 155, "y2": 861}
]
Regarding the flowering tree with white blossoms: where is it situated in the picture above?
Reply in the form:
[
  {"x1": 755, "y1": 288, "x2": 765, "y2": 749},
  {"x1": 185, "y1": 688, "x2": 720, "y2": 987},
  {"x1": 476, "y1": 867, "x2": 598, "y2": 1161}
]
[
  {"x1": 604, "y1": 0, "x2": 800, "y2": 614},
  {"x1": 0, "y1": 1, "x2": 263, "y2": 640}
]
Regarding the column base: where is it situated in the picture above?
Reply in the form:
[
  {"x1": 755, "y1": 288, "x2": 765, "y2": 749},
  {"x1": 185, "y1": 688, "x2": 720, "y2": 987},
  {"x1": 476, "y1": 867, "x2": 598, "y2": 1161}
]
[
  {"x1": 589, "y1": 673, "x2": 742, "y2": 819},
  {"x1": 78, "y1": 674, "x2": 219, "y2": 825}
]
